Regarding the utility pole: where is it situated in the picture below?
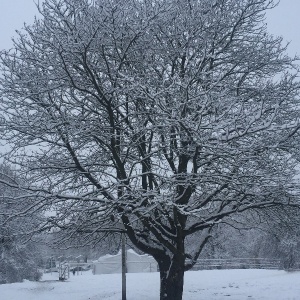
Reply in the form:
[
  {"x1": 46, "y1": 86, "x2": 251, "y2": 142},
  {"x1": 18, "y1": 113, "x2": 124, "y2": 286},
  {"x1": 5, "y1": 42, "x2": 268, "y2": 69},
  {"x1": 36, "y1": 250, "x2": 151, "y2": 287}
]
[
  {"x1": 122, "y1": 232, "x2": 126, "y2": 300},
  {"x1": 50, "y1": 256, "x2": 53, "y2": 275}
]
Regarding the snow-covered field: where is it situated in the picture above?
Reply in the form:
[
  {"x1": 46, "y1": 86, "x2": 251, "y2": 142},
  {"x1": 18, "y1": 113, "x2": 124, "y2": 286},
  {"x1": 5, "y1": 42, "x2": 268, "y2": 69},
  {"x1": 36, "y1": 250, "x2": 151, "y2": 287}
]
[{"x1": 1, "y1": 269, "x2": 300, "y2": 300}]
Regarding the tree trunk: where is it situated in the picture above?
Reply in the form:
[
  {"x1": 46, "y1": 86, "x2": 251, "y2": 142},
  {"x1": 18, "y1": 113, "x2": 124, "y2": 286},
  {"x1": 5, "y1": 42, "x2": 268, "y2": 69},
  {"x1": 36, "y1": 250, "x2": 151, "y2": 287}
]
[{"x1": 159, "y1": 255, "x2": 185, "y2": 300}]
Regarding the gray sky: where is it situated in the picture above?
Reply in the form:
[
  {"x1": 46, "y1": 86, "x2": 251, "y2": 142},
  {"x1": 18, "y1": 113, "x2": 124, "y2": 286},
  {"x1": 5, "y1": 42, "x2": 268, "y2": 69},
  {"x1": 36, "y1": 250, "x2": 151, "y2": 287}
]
[
  {"x1": 0, "y1": 0, "x2": 299, "y2": 56},
  {"x1": 0, "y1": 0, "x2": 38, "y2": 50},
  {"x1": 267, "y1": 0, "x2": 300, "y2": 57}
]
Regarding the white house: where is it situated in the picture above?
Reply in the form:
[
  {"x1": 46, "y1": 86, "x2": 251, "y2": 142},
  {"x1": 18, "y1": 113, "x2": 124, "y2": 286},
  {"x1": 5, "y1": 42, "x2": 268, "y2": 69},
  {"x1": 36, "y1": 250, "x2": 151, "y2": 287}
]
[{"x1": 93, "y1": 249, "x2": 158, "y2": 274}]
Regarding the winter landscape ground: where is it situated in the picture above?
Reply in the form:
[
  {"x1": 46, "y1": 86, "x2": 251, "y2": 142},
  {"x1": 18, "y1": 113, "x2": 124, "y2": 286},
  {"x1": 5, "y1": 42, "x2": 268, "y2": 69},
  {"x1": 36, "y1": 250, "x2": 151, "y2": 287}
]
[{"x1": 0, "y1": 269, "x2": 300, "y2": 300}]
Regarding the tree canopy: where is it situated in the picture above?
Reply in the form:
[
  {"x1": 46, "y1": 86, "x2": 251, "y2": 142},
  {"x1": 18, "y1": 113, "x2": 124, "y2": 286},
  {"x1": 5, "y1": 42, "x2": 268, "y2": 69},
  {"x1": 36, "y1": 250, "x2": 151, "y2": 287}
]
[{"x1": 1, "y1": 0, "x2": 300, "y2": 299}]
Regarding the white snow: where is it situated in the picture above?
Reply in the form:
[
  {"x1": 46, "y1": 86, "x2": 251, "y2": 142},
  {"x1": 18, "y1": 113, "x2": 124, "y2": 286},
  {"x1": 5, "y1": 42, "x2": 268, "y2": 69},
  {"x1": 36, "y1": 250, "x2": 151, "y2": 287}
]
[{"x1": 1, "y1": 269, "x2": 300, "y2": 300}]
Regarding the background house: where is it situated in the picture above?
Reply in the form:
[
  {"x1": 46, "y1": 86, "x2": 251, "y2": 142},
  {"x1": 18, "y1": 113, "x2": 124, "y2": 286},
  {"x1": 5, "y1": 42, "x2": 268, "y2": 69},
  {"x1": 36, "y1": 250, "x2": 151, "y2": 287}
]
[{"x1": 93, "y1": 249, "x2": 158, "y2": 274}]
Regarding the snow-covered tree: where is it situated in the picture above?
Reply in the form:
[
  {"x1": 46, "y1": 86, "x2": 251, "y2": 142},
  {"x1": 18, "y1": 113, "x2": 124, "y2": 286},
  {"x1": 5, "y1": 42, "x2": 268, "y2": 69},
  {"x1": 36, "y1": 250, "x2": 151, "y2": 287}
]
[
  {"x1": 1, "y1": 0, "x2": 300, "y2": 298},
  {"x1": 197, "y1": 207, "x2": 300, "y2": 264},
  {"x1": 0, "y1": 165, "x2": 42, "y2": 284},
  {"x1": 257, "y1": 207, "x2": 300, "y2": 269}
]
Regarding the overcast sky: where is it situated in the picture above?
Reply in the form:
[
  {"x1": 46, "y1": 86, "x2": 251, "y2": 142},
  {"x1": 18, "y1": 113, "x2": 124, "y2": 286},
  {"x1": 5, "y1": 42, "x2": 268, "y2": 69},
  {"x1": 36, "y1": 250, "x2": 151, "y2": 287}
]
[{"x1": 0, "y1": 0, "x2": 299, "y2": 57}]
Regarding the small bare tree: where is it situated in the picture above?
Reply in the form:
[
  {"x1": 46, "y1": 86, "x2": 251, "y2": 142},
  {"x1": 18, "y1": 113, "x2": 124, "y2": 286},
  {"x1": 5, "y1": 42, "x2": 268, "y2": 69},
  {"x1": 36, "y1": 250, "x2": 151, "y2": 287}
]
[{"x1": 1, "y1": 0, "x2": 300, "y2": 299}]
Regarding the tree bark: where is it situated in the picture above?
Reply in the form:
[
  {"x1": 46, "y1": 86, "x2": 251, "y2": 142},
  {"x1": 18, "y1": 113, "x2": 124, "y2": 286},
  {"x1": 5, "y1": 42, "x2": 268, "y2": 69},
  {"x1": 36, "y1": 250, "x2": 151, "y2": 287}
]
[{"x1": 158, "y1": 254, "x2": 185, "y2": 300}]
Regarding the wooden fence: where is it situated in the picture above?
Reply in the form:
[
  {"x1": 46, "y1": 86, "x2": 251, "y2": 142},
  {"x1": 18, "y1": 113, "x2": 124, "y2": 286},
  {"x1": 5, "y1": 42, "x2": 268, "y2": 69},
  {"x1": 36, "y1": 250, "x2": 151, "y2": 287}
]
[{"x1": 192, "y1": 258, "x2": 282, "y2": 270}]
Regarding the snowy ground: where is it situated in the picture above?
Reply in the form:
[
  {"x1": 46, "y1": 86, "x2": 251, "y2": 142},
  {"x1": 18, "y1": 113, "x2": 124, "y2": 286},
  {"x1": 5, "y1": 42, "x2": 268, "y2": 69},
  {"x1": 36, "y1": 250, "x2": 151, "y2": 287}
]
[{"x1": 1, "y1": 269, "x2": 300, "y2": 300}]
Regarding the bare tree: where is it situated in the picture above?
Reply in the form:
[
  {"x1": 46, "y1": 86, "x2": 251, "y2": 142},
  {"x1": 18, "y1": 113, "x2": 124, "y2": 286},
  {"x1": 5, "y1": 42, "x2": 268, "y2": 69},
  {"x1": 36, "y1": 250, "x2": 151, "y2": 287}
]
[{"x1": 1, "y1": 0, "x2": 300, "y2": 299}]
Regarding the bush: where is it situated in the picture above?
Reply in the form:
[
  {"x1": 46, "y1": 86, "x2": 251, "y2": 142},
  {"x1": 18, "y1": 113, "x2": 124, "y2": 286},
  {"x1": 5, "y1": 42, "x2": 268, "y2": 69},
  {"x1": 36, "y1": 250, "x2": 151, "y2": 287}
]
[
  {"x1": 0, "y1": 242, "x2": 43, "y2": 284},
  {"x1": 0, "y1": 258, "x2": 42, "y2": 284}
]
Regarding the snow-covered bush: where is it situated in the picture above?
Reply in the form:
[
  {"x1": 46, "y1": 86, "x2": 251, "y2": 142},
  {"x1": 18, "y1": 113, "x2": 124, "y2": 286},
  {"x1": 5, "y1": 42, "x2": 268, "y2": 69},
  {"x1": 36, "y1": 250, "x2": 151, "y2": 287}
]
[{"x1": 0, "y1": 165, "x2": 43, "y2": 284}]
